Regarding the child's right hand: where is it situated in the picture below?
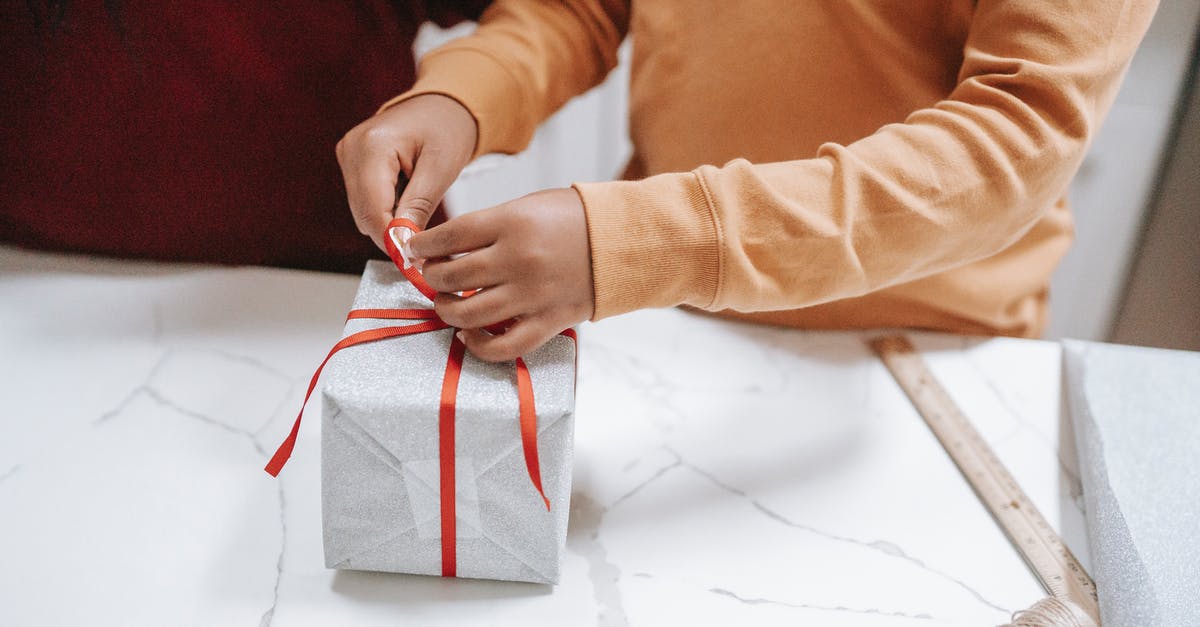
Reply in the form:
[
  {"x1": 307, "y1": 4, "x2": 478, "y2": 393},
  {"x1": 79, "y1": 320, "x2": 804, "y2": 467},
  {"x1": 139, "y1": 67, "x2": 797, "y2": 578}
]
[{"x1": 336, "y1": 94, "x2": 478, "y2": 252}]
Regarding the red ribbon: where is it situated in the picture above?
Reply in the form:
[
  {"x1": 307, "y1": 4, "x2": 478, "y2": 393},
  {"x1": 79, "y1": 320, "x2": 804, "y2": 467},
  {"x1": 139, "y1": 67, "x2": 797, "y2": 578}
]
[{"x1": 264, "y1": 218, "x2": 573, "y2": 578}]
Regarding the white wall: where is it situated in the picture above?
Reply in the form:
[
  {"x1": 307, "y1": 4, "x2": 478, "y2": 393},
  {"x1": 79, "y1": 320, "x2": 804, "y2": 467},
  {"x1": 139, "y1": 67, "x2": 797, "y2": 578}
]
[
  {"x1": 424, "y1": 4, "x2": 1200, "y2": 340},
  {"x1": 1049, "y1": 0, "x2": 1200, "y2": 340},
  {"x1": 1112, "y1": 48, "x2": 1200, "y2": 351},
  {"x1": 416, "y1": 23, "x2": 631, "y2": 216}
]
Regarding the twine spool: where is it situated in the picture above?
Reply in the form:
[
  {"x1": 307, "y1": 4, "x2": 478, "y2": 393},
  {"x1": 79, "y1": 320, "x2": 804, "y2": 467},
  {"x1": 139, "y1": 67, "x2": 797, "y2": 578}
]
[{"x1": 1001, "y1": 597, "x2": 1098, "y2": 627}]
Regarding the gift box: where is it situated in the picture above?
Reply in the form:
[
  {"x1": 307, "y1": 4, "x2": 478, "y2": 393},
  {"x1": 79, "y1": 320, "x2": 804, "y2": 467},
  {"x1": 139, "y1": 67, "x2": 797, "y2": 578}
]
[{"x1": 319, "y1": 261, "x2": 576, "y2": 584}]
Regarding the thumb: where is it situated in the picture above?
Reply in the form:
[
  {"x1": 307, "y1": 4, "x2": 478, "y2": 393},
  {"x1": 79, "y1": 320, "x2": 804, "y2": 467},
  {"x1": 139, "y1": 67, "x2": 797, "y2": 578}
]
[{"x1": 392, "y1": 148, "x2": 462, "y2": 231}]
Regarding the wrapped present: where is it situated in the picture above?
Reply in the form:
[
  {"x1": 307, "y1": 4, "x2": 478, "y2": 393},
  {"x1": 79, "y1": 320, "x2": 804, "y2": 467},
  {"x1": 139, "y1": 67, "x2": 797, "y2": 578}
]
[
  {"x1": 320, "y1": 261, "x2": 576, "y2": 583},
  {"x1": 265, "y1": 220, "x2": 576, "y2": 584}
]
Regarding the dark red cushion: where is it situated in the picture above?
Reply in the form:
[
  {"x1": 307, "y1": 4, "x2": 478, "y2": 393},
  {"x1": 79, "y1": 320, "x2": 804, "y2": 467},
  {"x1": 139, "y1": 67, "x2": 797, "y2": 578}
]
[{"x1": 1, "y1": 1, "x2": 484, "y2": 272}]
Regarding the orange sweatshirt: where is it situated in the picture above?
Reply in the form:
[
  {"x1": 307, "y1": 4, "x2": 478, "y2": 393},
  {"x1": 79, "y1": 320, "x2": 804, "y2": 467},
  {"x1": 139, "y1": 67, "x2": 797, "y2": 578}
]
[{"x1": 384, "y1": 0, "x2": 1157, "y2": 337}]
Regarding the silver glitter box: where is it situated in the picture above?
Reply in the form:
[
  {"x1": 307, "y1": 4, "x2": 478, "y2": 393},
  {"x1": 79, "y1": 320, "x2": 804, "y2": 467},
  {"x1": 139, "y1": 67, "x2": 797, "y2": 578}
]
[{"x1": 321, "y1": 261, "x2": 576, "y2": 584}]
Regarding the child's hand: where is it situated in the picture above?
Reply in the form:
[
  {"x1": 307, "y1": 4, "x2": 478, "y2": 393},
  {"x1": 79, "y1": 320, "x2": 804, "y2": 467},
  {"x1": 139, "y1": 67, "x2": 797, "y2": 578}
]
[
  {"x1": 408, "y1": 188, "x2": 594, "y2": 362},
  {"x1": 336, "y1": 94, "x2": 477, "y2": 251}
]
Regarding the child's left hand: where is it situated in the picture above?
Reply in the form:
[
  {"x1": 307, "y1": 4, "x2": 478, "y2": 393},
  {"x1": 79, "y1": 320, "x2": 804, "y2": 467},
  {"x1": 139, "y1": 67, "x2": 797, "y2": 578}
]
[{"x1": 407, "y1": 188, "x2": 594, "y2": 362}]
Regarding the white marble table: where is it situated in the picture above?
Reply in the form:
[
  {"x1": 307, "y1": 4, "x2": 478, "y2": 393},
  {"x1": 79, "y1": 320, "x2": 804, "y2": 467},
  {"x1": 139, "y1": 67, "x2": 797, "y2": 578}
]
[{"x1": 0, "y1": 245, "x2": 1089, "y2": 626}]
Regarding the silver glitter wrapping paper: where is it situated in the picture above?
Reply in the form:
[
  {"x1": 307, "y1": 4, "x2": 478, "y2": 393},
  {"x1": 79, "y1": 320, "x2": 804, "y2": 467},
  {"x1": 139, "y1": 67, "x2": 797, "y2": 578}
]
[
  {"x1": 321, "y1": 261, "x2": 576, "y2": 584},
  {"x1": 1062, "y1": 340, "x2": 1200, "y2": 626}
]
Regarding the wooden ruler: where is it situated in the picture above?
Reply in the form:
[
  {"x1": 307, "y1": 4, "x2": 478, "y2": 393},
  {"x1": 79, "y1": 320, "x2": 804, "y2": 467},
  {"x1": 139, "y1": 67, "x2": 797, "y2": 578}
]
[{"x1": 868, "y1": 335, "x2": 1099, "y2": 622}]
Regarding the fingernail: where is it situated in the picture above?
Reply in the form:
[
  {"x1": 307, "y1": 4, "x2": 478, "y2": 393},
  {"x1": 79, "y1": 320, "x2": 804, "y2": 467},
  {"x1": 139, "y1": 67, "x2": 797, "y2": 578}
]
[
  {"x1": 397, "y1": 240, "x2": 423, "y2": 271},
  {"x1": 455, "y1": 331, "x2": 465, "y2": 343}
]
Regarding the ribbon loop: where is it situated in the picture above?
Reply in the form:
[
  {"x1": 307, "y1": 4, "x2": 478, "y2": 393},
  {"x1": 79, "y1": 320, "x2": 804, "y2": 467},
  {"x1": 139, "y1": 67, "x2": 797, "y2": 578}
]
[{"x1": 384, "y1": 217, "x2": 437, "y2": 301}]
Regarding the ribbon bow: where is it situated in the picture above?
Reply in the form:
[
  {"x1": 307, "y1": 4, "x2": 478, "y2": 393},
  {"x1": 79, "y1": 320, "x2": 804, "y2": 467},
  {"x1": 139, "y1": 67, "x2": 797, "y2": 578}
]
[{"x1": 264, "y1": 217, "x2": 573, "y2": 577}]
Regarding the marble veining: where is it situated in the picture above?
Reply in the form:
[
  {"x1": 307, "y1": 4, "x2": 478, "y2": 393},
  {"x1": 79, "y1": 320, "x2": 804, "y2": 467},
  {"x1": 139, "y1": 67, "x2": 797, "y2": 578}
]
[
  {"x1": 0, "y1": 465, "x2": 20, "y2": 484},
  {"x1": 0, "y1": 245, "x2": 1089, "y2": 626},
  {"x1": 603, "y1": 445, "x2": 1010, "y2": 620},
  {"x1": 684, "y1": 460, "x2": 1009, "y2": 615},
  {"x1": 81, "y1": 344, "x2": 294, "y2": 625},
  {"x1": 961, "y1": 351, "x2": 1084, "y2": 489},
  {"x1": 567, "y1": 493, "x2": 627, "y2": 627},
  {"x1": 706, "y1": 586, "x2": 934, "y2": 621}
]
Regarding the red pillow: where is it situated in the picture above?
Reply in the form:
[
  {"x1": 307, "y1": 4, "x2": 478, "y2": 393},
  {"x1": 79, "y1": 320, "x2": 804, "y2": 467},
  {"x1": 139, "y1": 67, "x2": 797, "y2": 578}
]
[{"x1": 1, "y1": 1, "x2": 484, "y2": 272}]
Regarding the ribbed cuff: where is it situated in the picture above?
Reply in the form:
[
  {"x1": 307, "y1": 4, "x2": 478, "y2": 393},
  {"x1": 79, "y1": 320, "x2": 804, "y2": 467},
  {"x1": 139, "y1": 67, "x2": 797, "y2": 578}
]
[
  {"x1": 574, "y1": 172, "x2": 721, "y2": 320},
  {"x1": 376, "y1": 48, "x2": 533, "y2": 159}
]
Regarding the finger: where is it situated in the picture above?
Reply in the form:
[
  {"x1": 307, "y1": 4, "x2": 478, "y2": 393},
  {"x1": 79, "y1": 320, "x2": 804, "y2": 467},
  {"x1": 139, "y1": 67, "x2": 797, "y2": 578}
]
[
  {"x1": 393, "y1": 145, "x2": 461, "y2": 230},
  {"x1": 345, "y1": 153, "x2": 402, "y2": 251},
  {"x1": 459, "y1": 316, "x2": 555, "y2": 363},
  {"x1": 408, "y1": 210, "x2": 498, "y2": 260},
  {"x1": 434, "y1": 286, "x2": 524, "y2": 330},
  {"x1": 422, "y1": 248, "x2": 500, "y2": 293}
]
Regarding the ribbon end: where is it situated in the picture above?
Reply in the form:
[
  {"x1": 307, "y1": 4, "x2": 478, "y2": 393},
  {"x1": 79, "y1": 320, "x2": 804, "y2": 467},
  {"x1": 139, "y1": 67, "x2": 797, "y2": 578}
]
[
  {"x1": 542, "y1": 494, "x2": 551, "y2": 511},
  {"x1": 263, "y1": 436, "x2": 296, "y2": 478},
  {"x1": 263, "y1": 452, "x2": 288, "y2": 477}
]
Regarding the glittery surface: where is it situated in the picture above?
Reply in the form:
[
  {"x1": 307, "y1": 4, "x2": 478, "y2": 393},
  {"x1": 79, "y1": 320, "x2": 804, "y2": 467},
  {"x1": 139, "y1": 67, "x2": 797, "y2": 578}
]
[
  {"x1": 321, "y1": 261, "x2": 576, "y2": 584},
  {"x1": 1062, "y1": 340, "x2": 1200, "y2": 626}
]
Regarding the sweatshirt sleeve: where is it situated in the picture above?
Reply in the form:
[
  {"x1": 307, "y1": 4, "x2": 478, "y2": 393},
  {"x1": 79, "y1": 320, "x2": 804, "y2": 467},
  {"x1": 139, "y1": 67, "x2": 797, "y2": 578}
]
[
  {"x1": 379, "y1": 0, "x2": 630, "y2": 158},
  {"x1": 574, "y1": 0, "x2": 1159, "y2": 319}
]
